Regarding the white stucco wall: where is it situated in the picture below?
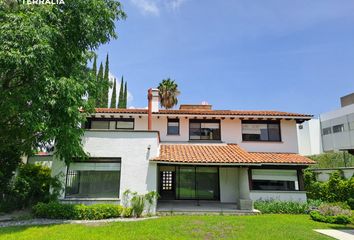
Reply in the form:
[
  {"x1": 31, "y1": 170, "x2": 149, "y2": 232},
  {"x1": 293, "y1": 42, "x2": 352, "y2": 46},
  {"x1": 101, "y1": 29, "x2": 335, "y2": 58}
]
[
  {"x1": 297, "y1": 119, "x2": 322, "y2": 156},
  {"x1": 52, "y1": 131, "x2": 160, "y2": 201},
  {"x1": 219, "y1": 167, "x2": 239, "y2": 203},
  {"x1": 312, "y1": 168, "x2": 354, "y2": 182},
  {"x1": 147, "y1": 116, "x2": 299, "y2": 153},
  {"x1": 250, "y1": 191, "x2": 307, "y2": 202}
]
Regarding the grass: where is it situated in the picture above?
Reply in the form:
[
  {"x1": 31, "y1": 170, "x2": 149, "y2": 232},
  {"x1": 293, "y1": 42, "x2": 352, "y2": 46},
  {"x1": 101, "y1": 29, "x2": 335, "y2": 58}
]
[{"x1": 0, "y1": 215, "x2": 353, "y2": 240}]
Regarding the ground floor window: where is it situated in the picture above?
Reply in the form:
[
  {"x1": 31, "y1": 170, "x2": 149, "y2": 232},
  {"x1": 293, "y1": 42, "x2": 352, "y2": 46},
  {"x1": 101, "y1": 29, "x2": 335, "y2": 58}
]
[
  {"x1": 159, "y1": 165, "x2": 219, "y2": 200},
  {"x1": 65, "y1": 160, "x2": 121, "y2": 198},
  {"x1": 251, "y1": 169, "x2": 299, "y2": 191}
]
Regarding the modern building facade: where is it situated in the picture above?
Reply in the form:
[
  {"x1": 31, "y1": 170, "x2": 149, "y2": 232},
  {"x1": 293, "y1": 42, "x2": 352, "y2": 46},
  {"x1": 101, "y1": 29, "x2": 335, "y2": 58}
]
[
  {"x1": 47, "y1": 88, "x2": 314, "y2": 211},
  {"x1": 297, "y1": 92, "x2": 354, "y2": 156}
]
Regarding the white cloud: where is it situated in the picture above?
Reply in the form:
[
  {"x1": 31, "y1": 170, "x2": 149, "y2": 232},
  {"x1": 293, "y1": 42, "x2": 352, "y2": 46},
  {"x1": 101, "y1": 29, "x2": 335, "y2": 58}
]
[
  {"x1": 130, "y1": 0, "x2": 160, "y2": 16},
  {"x1": 130, "y1": 0, "x2": 187, "y2": 16},
  {"x1": 168, "y1": 0, "x2": 186, "y2": 11},
  {"x1": 108, "y1": 72, "x2": 134, "y2": 108}
]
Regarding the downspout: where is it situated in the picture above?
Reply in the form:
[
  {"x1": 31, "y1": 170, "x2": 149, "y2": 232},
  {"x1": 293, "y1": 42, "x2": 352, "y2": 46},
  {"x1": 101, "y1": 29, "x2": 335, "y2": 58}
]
[{"x1": 148, "y1": 88, "x2": 152, "y2": 130}]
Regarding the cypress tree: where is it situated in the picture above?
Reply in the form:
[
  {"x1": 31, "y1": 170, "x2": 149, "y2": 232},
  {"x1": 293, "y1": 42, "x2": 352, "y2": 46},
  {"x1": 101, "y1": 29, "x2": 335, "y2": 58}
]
[
  {"x1": 118, "y1": 76, "x2": 124, "y2": 108},
  {"x1": 96, "y1": 62, "x2": 104, "y2": 107},
  {"x1": 102, "y1": 54, "x2": 110, "y2": 107},
  {"x1": 123, "y1": 81, "x2": 127, "y2": 108},
  {"x1": 88, "y1": 55, "x2": 97, "y2": 105},
  {"x1": 92, "y1": 55, "x2": 97, "y2": 75},
  {"x1": 110, "y1": 78, "x2": 117, "y2": 108}
]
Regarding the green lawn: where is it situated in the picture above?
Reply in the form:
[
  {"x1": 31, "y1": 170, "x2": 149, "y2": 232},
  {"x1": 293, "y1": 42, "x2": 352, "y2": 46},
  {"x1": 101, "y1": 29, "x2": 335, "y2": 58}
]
[{"x1": 0, "y1": 215, "x2": 352, "y2": 240}]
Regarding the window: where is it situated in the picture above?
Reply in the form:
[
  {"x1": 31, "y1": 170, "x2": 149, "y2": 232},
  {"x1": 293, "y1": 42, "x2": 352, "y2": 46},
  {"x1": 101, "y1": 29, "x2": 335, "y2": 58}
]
[
  {"x1": 322, "y1": 127, "x2": 332, "y2": 135},
  {"x1": 116, "y1": 119, "x2": 134, "y2": 130},
  {"x1": 251, "y1": 169, "x2": 299, "y2": 191},
  {"x1": 91, "y1": 121, "x2": 110, "y2": 129},
  {"x1": 333, "y1": 124, "x2": 344, "y2": 133},
  {"x1": 189, "y1": 120, "x2": 221, "y2": 140},
  {"x1": 65, "y1": 159, "x2": 121, "y2": 198},
  {"x1": 242, "y1": 121, "x2": 281, "y2": 141},
  {"x1": 88, "y1": 118, "x2": 134, "y2": 130},
  {"x1": 167, "y1": 119, "x2": 180, "y2": 135}
]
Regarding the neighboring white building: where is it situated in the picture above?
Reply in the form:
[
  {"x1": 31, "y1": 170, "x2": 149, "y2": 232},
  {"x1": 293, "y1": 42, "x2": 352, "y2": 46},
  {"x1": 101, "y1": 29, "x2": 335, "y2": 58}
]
[
  {"x1": 41, "y1": 88, "x2": 314, "y2": 211},
  {"x1": 297, "y1": 119, "x2": 322, "y2": 156},
  {"x1": 297, "y1": 93, "x2": 354, "y2": 156}
]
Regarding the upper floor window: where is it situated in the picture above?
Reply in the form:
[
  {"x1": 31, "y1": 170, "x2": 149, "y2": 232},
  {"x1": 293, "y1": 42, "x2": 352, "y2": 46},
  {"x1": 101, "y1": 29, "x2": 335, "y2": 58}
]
[
  {"x1": 333, "y1": 124, "x2": 344, "y2": 133},
  {"x1": 116, "y1": 119, "x2": 134, "y2": 130},
  {"x1": 189, "y1": 119, "x2": 221, "y2": 140},
  {"x1": 87, "y1": 118, "x2": 134, "y2": 130},
  {"x1": 322, "y1": 127, "x2": 332, "y2": 135},
  {"x1": 167, "y1": 118, "x2": 180, "y2": 135},
  {"x1": 242, "y1": 120, "x2": 281, "y2": 142}
]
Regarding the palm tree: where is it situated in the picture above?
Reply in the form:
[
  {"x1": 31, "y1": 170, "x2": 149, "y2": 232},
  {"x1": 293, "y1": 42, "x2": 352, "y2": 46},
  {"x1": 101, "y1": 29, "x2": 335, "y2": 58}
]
[{"x1": 157, "y1": 78, "x2": 180, "y2": 109}]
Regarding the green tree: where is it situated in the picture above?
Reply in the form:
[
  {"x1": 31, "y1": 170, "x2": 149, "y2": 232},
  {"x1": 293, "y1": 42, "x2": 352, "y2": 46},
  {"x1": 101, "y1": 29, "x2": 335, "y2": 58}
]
[
  {"x1": 123, "y1": 81, "x2": 128, "y2": 108},
  {"x1": 157, "y1": 78, "x2": 180, "y2": 109},
  {"x1": 0, "y1": 0, "x2": 126, "y2": 198},
  {"x1": 110, "y1": 78, "x2": 117, "y2": 108},
  {"x1": 102, "y1": 53, "x2": 110, "y2": 107},
  {"x1": 96, "y1": 62, "x2": 104, "y2": 107},
  {"x1": 118, "y1": 76, "x2": 124, "y2": 108},
  {"x1": 88, "y1": 55, "x2": 97, "y2": 105}
]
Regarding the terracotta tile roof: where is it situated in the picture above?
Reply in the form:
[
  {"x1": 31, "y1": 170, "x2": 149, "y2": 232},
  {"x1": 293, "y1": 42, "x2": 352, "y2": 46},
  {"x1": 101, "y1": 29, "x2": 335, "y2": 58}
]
[
  {"x1": 248, "y1": 152, "x2": 315, "y2": 164},
  {"x1": 94, "y1": 108, "x2": 312, "y2": 118},
  {"x1": 152, "y1": 144, "x2": 315, "y2": 165}
]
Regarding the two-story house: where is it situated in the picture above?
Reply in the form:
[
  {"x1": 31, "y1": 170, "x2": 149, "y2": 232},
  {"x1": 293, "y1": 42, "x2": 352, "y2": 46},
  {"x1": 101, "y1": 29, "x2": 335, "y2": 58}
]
[{"x1": 49, "y1": 88, "x2": 314, "y2": 211}]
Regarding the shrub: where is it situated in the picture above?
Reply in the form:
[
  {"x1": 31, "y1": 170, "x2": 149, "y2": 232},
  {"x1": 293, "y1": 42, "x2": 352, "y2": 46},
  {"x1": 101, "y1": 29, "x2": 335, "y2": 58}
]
[
  {"x1": 0, "y1": 164, "x2": 61, "y2": 213},
  {"x1": 131, "y1": 195, "x2": 145, "y2": 217},
  {"x1": 32, "y1": 202, "x2": 124, "y2": 220},
  {"x1": 254, "y1": 200, "x2": 309, "y2": 214},
  {"x1": 121, "y1": 189, "x2": 159, "y2": 217},
  {"x1": 310, "y1": 203, "x2": 353, "y2": 225},
  {"x1": 122, "y1": 207, "x2": 133, "y2": 218},
  {"x1": 304, "y1": 170, "x2": 354, "y2": 209}
]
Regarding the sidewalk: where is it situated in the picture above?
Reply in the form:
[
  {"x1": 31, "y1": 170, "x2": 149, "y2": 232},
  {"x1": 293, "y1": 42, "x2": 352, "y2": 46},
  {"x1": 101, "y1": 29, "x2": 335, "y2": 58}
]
[{"x1": 314, "y1": 229, "x2": 354, "y2": 240}]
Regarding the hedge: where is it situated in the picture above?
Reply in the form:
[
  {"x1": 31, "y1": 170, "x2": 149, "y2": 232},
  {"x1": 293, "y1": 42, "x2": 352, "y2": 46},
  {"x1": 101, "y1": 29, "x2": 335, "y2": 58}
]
[{"x1": 32, "y1": 202, "x2": 126, "y2": 220}]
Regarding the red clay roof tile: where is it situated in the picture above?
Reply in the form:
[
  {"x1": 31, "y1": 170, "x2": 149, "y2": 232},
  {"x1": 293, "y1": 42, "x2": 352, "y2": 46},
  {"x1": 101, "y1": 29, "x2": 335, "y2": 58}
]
[{"x1": 152, "y1": 144, "x2": 315, "y2": 165}]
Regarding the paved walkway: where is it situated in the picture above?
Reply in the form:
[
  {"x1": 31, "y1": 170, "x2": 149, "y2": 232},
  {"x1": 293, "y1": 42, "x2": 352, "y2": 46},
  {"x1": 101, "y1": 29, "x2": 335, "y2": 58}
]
[
  {"x1": 314, "y1": 229, "x2": 354, "y2": 240},
  {"x1": 0, "y1": 217, "x2": 159, "y2": 228},
  {"x1": 157, "y1": 200, "x2": 259, "y2": 215}
]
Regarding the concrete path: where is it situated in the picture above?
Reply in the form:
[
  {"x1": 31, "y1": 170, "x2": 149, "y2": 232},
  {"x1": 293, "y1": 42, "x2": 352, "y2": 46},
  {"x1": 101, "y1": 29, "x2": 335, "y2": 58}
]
[{"x1": 314, "y1": 229, "x2": 354, "y2": 240}]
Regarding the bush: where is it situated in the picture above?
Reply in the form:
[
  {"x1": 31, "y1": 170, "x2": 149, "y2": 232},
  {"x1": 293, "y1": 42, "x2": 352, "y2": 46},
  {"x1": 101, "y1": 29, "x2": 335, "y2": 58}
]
[
  {"x1": 131, "y1": 195, "x2": 145, "y2": 218},
  {"x1": 0, "y1": 164, "x2": 61, "y2": 212},
  {"x1": 304, "y1": 170, "x2": 354, "y2": 209},
  {"x1": 122, "y1": 207, "x2": 133, "y2": 218},
  {"x1": 310, "y1": 203, "x2": 353, "y2": 225},
  {"x1": 254, "y1": 200, "x2": 309, "y2": 214},
  {"x1": 32, "y1": 202, "x2": 124, "y2": 220}
]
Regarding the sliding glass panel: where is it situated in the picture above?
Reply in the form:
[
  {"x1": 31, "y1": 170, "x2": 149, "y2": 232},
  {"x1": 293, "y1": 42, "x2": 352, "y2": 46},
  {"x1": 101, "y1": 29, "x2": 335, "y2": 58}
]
[
  {"x1": 91, "y1": 121, "x2": 109, "y2": 129},
  {"x1": 196, "y1": 167, "x2": 219, "y2": 200},
  {"x1": 66, "y1": 170, "x2": 120, "y2": 198},
  {"x1": 177, "y1": 167, "x2": 195, "y2": 199}
]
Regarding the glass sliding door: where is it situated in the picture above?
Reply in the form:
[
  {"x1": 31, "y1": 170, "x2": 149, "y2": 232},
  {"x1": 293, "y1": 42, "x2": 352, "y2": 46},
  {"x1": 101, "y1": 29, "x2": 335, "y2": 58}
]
[
  {"x1": 196, "y1": 167, "x2": 219, "y2": 200},
  {"x1": 175, "y1": 166, "x2": 219, "y2": 200},
  {"x1": 177, "y1": 167, "x2": 196, "y2": 199}
]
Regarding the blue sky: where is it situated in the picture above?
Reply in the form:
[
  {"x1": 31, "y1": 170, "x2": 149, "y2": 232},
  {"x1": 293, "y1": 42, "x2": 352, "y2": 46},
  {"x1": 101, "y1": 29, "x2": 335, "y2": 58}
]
[{"x1": 96, "y1": 0, "x2": 354, "y2": 116}]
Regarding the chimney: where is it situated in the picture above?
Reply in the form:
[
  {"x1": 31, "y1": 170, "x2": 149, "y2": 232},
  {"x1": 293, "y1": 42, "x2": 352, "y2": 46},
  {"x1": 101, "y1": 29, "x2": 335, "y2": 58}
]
[{"x1": 147, "y1": 88, "x2": 159, "y2": 130}]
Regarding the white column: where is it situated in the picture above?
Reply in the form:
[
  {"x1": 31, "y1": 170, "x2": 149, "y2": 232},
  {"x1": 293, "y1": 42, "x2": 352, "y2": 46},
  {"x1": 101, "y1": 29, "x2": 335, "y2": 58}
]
[{"x1": 238, "y1": 167, "x2": 253, "y2": 210}]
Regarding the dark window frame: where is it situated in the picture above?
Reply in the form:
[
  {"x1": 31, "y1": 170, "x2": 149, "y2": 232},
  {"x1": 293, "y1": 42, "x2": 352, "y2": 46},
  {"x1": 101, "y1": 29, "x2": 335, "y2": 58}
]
[
  {"x1": 85, "y1": 118, "x2": 135, "y2": 130},
  {"x1": 248, "y1": 168, "x2": 301, "y2": 191},
  {"x1": 167, "y1": 118, "x2": 180, "y2": 135},
  {"x1": 64, "y1": 158, "x2": 122, "y2": 199},
  {"x1": 115, "y1": 118, "x2": 135, "y2": 130},
  {"x1": 241, "y1": 120, "x2": 282, "y2": 142},
  {"x1": 322, "y1": 127, "x2": 332, "y2": 135},
  {"x1": 189, "y1": 119, "x2": 221, "y2": 141},
  {"x1": 332, "y1": 124, "x2": 344, "y2": 133}
]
